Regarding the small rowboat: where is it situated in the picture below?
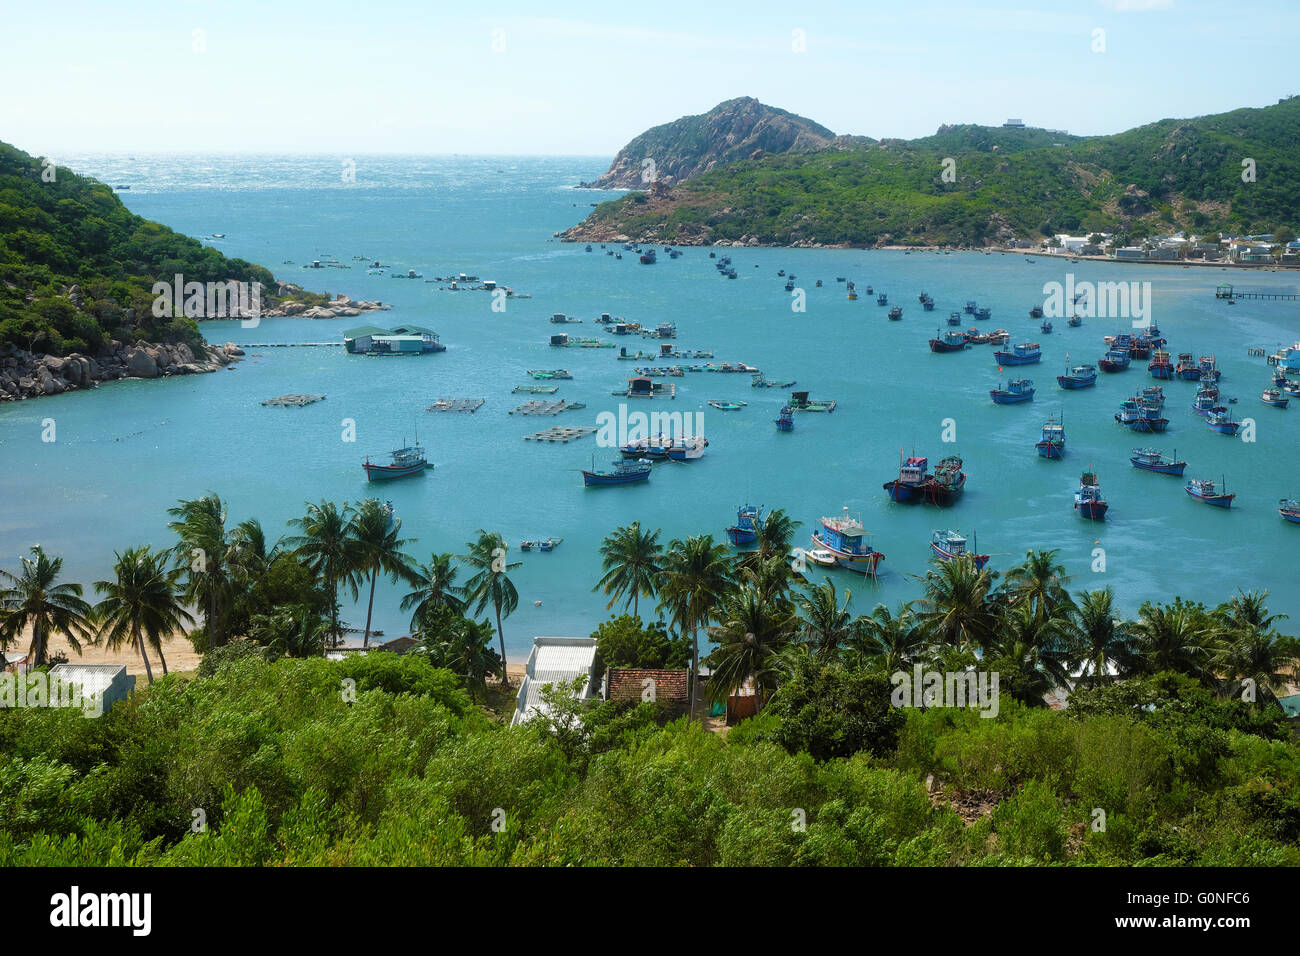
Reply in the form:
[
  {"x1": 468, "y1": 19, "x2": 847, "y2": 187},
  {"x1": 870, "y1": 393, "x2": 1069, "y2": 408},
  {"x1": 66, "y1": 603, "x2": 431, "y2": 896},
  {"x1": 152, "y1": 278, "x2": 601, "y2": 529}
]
[
  {"x1": 1185, "y1": 477, "x2": 1234, "y2": 508},
  {"x1": 708, "y1": 400, "x2": 747, "y2": 411}
]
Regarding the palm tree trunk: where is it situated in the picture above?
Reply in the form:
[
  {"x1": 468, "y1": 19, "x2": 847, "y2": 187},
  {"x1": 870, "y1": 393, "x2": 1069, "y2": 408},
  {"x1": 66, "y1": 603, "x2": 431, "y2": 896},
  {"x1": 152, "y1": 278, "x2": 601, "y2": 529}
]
[
  {"x1": 135, "y1": 623, "x2": 155, "y2": 685},
  {"x1": 28, "y1": 621, "x2": 45, "y2": 668},
  {"x1": 633, "y1": 589, "x2": 639, "y2": 619},
  {"x1": 363, "y1": 570, "x2": 377, "y2": 648},
  {"x1": 688, "y1": 620, "x2": 699, "y2": 723},
  {"x1": 495, "y1": 604, "x2": 509, "y2": 688},
  {"x1": 157, "y1": 643, "x2": 169, "y2": 676}
]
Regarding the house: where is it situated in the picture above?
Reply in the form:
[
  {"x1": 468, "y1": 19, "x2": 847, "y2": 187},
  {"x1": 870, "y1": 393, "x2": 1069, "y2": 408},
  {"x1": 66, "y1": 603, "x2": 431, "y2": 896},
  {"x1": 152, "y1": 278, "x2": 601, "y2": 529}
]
[
  {"x1": 607, "y1": 668, "x2": 690, "y2": 716},
  {"x1": 510, "y1": 637, "x2": 599, "y2": 727},
  {"x1": 1114, "y1": 247, "x2": 1148, "y2": 260},
  {"x1": 343, "y1": 324, "x2": 445, "y2": 355},
  {"x1": 1003, "y1": 118, "x2": 1026, "y2": 128},
  {"x1": 47, "y1": 663, "x2": 135, "y2": 715},
  {"x1": 377, "y1": 636, "x2": 418, "y2": 655}
]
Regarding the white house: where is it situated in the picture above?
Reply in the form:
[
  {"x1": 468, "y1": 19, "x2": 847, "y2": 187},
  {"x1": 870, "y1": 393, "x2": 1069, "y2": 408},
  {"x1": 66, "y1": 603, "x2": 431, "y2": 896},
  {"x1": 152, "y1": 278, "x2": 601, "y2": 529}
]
[{"x1": 510, "y1": 637, "x2": 599, "y2": 727}]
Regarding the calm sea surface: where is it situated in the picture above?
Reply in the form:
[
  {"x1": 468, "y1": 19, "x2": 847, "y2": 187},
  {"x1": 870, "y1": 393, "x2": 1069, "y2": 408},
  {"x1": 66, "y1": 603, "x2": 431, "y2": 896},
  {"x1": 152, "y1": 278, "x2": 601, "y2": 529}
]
[{"x1": 3, "y1": 154, "x2": 1299, "y2": 655}]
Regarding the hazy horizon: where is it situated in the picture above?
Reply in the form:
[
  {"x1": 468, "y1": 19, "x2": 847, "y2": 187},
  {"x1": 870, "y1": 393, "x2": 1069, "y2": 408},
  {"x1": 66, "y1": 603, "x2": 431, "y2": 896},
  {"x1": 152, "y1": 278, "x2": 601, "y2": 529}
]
[{"x1": 4, "y1": 0, "x2": 1299, "y2": 157}]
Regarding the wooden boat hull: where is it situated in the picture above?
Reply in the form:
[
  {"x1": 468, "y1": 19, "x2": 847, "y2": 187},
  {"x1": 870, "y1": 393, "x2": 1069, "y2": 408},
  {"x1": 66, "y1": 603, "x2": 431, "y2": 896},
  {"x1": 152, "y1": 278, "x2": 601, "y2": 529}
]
[
  {"x1": 812, "y1": 532, "x2": 884, "y2": 574},
  {"x1": 928, "y1": 339, "x2": 968, "y2": 353},
  {"x1": 1186, "y1": 489, "x2": 1234, "y2": 508},
  {"x1": 994, "y1": 351, "x2": 1041, "y2": 365},
  {"x1": 583, "y1": 468, "x2": 650, "y2": 486},
  {"x1": 883, "y1": 480, "x2": 925, "y2": 503},
  {"x1": 1098, "y1": 359, "x2": 1130, "y2": 372},
  {"x1": 1131, "y1": 458, "x2": 1186, "y2": 476},
  {"x1": 1279, "y1": 507, "x2": 1300, "y2": 524},
  {"x1": 1036, "y1": 441, "x2": 1065, "y2": 459},
  {"x1": 991, "y1": 390, "x2": 1034, "y2": 404},
  {"x1": 1206, "y1": 420, "x2": 1241, "y2": 435},
  {"x1": 1057, "y1": 375, "x2": 1096, "y2": 389},
  {"x1": 1075, "y1": 500, "x2": 1108, "y2": 520},
  {"x1": 931, "y1": 542, "x2": 990, "y2": 569},
  {"x1": 363, "y1": 461, "x2": 428, "y2": 481}
]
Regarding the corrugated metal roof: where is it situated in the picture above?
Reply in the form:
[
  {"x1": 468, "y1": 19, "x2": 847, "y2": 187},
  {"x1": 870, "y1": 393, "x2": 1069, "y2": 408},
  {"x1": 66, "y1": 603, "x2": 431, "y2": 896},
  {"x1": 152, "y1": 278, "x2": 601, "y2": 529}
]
[
  {"x1": 510, "y1": 637, "x2": 597, "y2": 727},
  {"x1": 48, "y1": 663, "x2": 126, "y2": 695}
]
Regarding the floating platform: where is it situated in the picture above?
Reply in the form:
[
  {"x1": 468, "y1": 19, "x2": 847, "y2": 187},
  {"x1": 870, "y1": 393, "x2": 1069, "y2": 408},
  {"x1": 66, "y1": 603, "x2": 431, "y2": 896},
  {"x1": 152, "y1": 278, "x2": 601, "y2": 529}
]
[
  {"x1": 426, "y1": 397, "x2": 485, "y2": 413},
  {"x1": 261, "y1": 393, "x2": 326, "y2": 406},
  {"x1": 513, "y1": 384, "x2": 559, "y2": 394},
  {"x1": 245, "y1": 342, "x2": 341, "y2": 348},
  {"x1": 510, "y1": 400, "x2": 585, "y2": 416},
  {"x1": 523, "y1": 426, "x2": 598, "y2": 443}
]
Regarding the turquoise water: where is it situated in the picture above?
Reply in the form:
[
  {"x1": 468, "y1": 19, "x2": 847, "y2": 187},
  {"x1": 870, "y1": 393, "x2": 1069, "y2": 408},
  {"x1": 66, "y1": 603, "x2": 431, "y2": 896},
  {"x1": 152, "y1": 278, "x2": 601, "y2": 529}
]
[{"x1": 4, "y1": 154, "x2": 1300, "y2": 656}]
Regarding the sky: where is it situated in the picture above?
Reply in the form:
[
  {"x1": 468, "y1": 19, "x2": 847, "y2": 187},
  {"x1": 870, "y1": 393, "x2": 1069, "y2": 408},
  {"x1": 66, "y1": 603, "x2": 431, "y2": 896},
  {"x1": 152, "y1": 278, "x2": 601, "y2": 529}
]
[{"x1": 2, "y1": 0, "x2": 1298, "y2": 156}]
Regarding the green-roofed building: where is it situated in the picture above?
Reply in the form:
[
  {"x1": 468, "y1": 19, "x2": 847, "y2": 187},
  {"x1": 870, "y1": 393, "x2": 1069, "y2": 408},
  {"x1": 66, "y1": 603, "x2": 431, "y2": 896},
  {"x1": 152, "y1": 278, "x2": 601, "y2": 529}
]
[{"x1": 344, "y1": 324, "x2": 445, "y2": 355}]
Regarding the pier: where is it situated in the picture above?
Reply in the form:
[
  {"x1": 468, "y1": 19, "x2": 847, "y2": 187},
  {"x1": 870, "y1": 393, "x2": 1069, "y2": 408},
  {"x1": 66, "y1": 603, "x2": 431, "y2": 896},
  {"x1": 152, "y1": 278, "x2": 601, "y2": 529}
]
[
  {"x1": 522, "y1": 426, "x2": 598, "y2": 443},
  {"x1": 261, "y1": 394, "x2": 326, "y2": 406},
  {"x1": 426, "y1": 398, "x2": 485, "y2": 413},
  {"x1": 1215, "y1": 284, "x2": 1300, "y2": 300},
  {"x1": 245, "y1": 342, "x2": 342, "y2": 348}
]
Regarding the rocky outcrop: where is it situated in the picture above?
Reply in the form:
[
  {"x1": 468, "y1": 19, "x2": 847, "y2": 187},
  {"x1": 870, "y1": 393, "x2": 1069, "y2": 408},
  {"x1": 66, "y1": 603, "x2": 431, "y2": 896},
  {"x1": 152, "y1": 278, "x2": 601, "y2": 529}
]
[
  {"x1": 580, "y1": 97, "x2": 838, "y2": 190},
  {"x1": 0, "y1": 340, "x2": 245, "y2": 402},
  {"x1": 260, "y1": 288, "x2": 387, "y2": 321}
]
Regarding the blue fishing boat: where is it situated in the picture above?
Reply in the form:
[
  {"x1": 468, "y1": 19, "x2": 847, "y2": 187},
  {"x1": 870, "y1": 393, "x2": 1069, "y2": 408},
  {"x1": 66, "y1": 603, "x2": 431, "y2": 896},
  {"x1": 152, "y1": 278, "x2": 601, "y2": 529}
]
[
  {"x1": 363, "y1": 442, "x2": 429, "y2": 481},
  {"x1": 974, "y1": 307, "x2": 991, "y2": 320},
  {"x1": 990, "y1": 379, "x2": 1035, "y2": 404},
  {"x1": 1185, "y1": 477, "x2": 1234, "y2": 508},
  {"x1": 811, "y1": 509, "x2": 885, "y2": 576},
  {"x1": 775, "y1": 405, "x2": 794, "y2": 432},
  {"x1": 1148, "y1": 350, "x2": 1174, "y2": 379},
  {"x1": 889, "y1": 306, "x2": 904, "y2": 320},
  {"x1": 1130, "y1": 448, "x2": 1186, "y2": 476},
  {"x1": 994, "y1": 342, "x2": 1041, "y2": 365},
  {"x1": 921, "y1": 299, "x2": 935, "y2": 311},
  {"x1": 1278, "y1": 499, "x2": 1300, "y2": 523},
  {"x1": 1205, "y1": 410, "x2": 1241, "y2": 435},
  {"x1": 964, "y1": 300, "x2": 977, "y2": 314},
  {"x1": 1140, "y1": 385, "x2": 1165, "y2": 407},
  {"x1": 1068, "y1": 314, "x2": 1083, "y2": 327},
  {"x1": 1036, "y1": 418, "x2": 1066, "y2": 458},
  {"x1": 1175, "y1": 353, "x2": 1199, "y2": 380},
  {"x1": 929, "y1": 329, "x2": 969, "y2": 353},
  {"x1": 930, "y1": 529, "x2": 989, "y2": 569},
  {"x1": 726, "y1": 504, "x2": 763, "y2": 545},
  {"x1": 883, "y1": 454, "x2": 930, "y2": 502},
  {"x1": 1115, "y1": 400, "x2": 1169, "y2": 432},
  {"x1": 582, "y1": 457, "x2": 652, "y2": 486},
  {"x1": 1057, "y1": 365, "x2": 1097, "y2": 389},
  {"x1": 1261, "y1": 387, "x2": 1290, "y2": 408},
  {"x1": 1074, "y1": 471, "x2": 1108, "y2": 520},
  {"x1": 876, "y1": 293, "x2": 888, "y2": 306},
  {"x1": 947, "y1": 311, "x2": 963, "y2": 326},
  {"x1": 1029, "y1": 305, "x2": 1044, "y2": 319},
  {"x1": 1098, "y1": 349, "x2": 1131, "y2": 372},
  {"x1": 1198, "y1": 355, "x2": 1220, "y2": 382},
  {"x1": 1192, "y1": 389, "x2": 1224, "y2": 417},
  {"x1": 1040, "y1": 320, "x2": 1053, "y2": 334}
]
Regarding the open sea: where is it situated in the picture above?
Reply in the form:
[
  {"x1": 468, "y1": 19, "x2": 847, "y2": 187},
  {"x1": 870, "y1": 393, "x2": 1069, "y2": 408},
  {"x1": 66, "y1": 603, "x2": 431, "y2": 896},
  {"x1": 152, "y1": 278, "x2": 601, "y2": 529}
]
[{"x1": 3, "y1": 153, "x2": 1300, "y2": 657}]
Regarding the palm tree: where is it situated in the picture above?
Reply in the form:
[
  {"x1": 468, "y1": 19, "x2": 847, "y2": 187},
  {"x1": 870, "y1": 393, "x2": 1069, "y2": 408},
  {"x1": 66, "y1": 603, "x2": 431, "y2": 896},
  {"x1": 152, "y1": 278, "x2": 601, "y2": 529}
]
[
  {"x1": 285, "y1": 500, "x2": 357, "y2": 650},
  {"x1": 401, "y1": 552, "x2": 467, "y2": 634},
  {"x1": 594, "y1": 522, "x2": 663, "y2": 617},
  {"x1": 913, "y1": 556, "x2": 1000, "y2": 652},
  {"x1": 348, "y1": 499, "x2": 418, "y2": 648},
  {"x1": 987, "y1": 601, "x2": 1073, "y2": 703},
  {"x1": 1216, "y1": 589, "x2": 1288, "y2": 639},
  {"x1": 849, "y1": 602, "x2": 927, "y2": 673},
  {"x1": 0, "y1": 545, "x2": 94, "y2": 668},
  {"x1": 247, "y1": 605, "x2": 328, "y2": 659},
  {"x1": 740, "y1": 507, "x2": 802, "y2": 571},
  {"x1": 796, "y1": 578, "x2": 855, "y2": 659},
  {"x1": 417, "y1": 617, "x2": 500, "y2": 703},
  {"x1": 1213, "y1": 590, "x2": 1293, "y2": 706},
  {"x1": 1065, "y1": 588, "x2": 1136, "y2": 686},
  {"x1": 1130, "y1": 600, "x2": 1216, "y2": 681},
  {"x1": 657, "y1": 534, "x2": 733, "y2": 719},
  {"x1": 229, "y1": 518, "x2": 279, "y2": 588},
  {"x1": 92, "y1": 546, "x2": 194, "y2": 683},
  {"x1": 167, "y1": 493, "x2": 233, "y2": 651},
  {"x1": 740, "y1": 551, "x2": 798, "y2": 610},
  {"x1": 461, "y1": 530, "x2": 522, "y2": 686},
  {"x1": 705, "y1": 585, "x2": 794, "y2": 713},
  {"x1": 1004, "y1": 549, "x2": 1074, "y2": 623}
]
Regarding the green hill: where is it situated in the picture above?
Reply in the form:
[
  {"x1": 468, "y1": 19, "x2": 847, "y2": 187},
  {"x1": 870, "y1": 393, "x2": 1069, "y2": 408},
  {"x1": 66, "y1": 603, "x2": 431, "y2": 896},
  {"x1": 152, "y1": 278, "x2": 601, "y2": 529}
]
[{"x1": 565, "y1": 96, "x2": 1300, "y2": 247}]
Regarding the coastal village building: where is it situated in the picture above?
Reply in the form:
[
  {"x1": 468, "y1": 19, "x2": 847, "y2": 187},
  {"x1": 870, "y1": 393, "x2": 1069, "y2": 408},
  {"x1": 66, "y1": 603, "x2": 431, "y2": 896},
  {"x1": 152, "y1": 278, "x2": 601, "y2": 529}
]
[
  {"x1": 343, "y1": 324, "x2": 445, "y2": 355},
  {"x1": 607, "y1": 668, "x2": 690, "y2": 717},
  {"x1": 510, "y1": 637, "x2": 599, "y2": 727},
  {"x1": 47, "y1": 663, "x2": 135, "y2": 715}
]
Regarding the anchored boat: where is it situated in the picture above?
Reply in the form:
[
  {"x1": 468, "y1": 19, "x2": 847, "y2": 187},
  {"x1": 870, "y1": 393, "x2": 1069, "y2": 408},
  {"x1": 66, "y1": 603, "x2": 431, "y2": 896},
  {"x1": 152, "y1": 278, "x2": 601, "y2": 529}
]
[
  {"x1": 1278, "y1": 498, "x2": 1300, "y2": 523},
  {"x1": 1185, "y1": 477, "x2": 1234, "y2": 508},
  {"x1": 1205, "y1": 409, "x2": 1241, "y2": 436},
  {"x1": 1098, "y1": 349, "x2": 1131, "y2": 372},
  {"x1": 726, "y1": 504, "x2": 763, "y2": 546},
  {"x1": 582, "y1": 457, "x2": 652, "y2": 487},
  {"x1": 811, "y1": 509, "x2": 884, "y2": 577},
  {"x1": 929, "y1": 329, "x2": 969, "y2": 353},
  {"x1": 991, "y1": 379, "x2": 1035, "y2": 404},
  {"x1": 1130, "y1": 448, "x2": 1186, "y2": 475},
  {"x1": 994, "y1": 341, "x2": 1041, "y2": 365},
  {"x1": 774, "y1": 405, "x2": 794, "y2": 432},
  {"x1": 1036, "y1": 418, "x2": 1066, "y2": 458},
  {"x1": 1261, "y1": 387, "x2": 1290, "y2": 408},
  {"x1": 1057, "y1": 364, "x2": 1097, "y2": 389},
  {"x1": 922, "y1": 455, "x2": 967, "y2": 505},
  {"x1": 884, "y1": 454, "x2": 931, "y2": 503},
  {"x1": 1074, "y1": 471, "x2": 1108, "y2": 520},
  {"x1": 930, "y1": 529, "x2": 990, "y2": 569},
  {"x1": 363, "y1": 442, "x2": 429, "y2": 481}
]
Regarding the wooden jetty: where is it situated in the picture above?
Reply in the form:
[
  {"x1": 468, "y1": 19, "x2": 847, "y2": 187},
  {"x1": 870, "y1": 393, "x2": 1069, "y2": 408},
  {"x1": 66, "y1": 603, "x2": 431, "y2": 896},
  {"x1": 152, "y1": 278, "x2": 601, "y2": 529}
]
[
  {"x1": 245, "y1": 342, "x2": 342, "y2": 348},
  {"x1": 523, "y1": 425, "x2": 598, "y2": 443},
  {"x1": 510, "y1": 399, "x2": 585, "y2": 416},
  {"x1": 261, "y1": 394, "x2": 325, "y2": 407},
  {"x1": 1216, "y1": 283, "x2": 1299, "y2": 301},
  {"x1": 426, "y1": 398, "x2": 485, "y2": 413}
]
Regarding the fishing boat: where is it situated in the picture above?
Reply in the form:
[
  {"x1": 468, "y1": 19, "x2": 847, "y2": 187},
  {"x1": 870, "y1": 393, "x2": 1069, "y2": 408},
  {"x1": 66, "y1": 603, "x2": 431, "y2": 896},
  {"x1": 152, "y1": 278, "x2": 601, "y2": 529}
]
[
  {"x1": 726, "y1": 505, "x2": 763, "y2": 546},
  {"x1": 1074, "y1": 471, "x2": 1108, "y2": 520},
  {"x1": 1036, "y1": 418, "x2": 1066, "y2": 458},
  {"x1": 708, "y1": 400, "x2": 747, "y2": 411},
  {"x1": 888, "y1": 306, "x2": 904, "y2": 320},
  {"x1": 988, "y1": 329, "x2": 1011, "y2": 345},
  {"x1": 583, "y1": 457, "x2": 652, "y2": 487},
  {"x1": 930, "y1": 529, "x2": 990, "y2": 569},
  {"x1": 789, "y1": 390, "x2": 837, "y2": 412},
  {"x1": 1192, "y1": 392, "x2": 1224, "y2": 417},
  {"x1": 784, "y1": 278, "x2": 795, "y2": 291},
  {"x1": 1130, "y1": 448, "x2": 1186, "y2": 476},
  {"x1": 1068, "y1": 314, "x2": 1083, "y2": 328},
  {"x1": 1057, "y1": 365, "x2": 1097, "y2": 389},
  {"x1": 1205, "y1": 409, "x2": 1241, "y2": 435},
  {"x1": 1175, "y1": 353, "x2": 1199, "y2": 381},
  {"x1": 1185, "y1": 477, "x2": 1234, "y2": 508},
  {"x1": 1148, "y1": 349, "x2": 1174, "y2": 379},
  {"x1": 528, "y1": 369, "x2": 573, "y2": 380},
  {"x1": 966, "y1": 330, "x2": 991, "y2": 345},
  {"x1": 1040, "y1": 321, "x2": 1053, "y2": 334},
  {"x1": 1261, "y1": 387, "x2": 1290, "y2": 408},
  {"x1": 947, "y1": 312, "x2": 963, "y2": 326},
  {"x1": 1198, "y1": 355, "x2": 1220, "y2": 382},
  {"x1": 1278, "y1": 499, "x2": 1300, "y2": 523},
  {"x1": 666, "y1": 436, "x2": 708, "y2": 462},
  {"x1": 883, "y1": 454, "x2": 931, "y2": 503},
  {"x1": 929, "y1": 329, "x2": 969, "y2": 353},
  {"x1": 363, "y1": 442, "x2": 429, "y2": 481},
  {"x1": 811, "y1": 509, "x2": 885, "y2": 576},
  {"x1": 974, "y1": 307, "x2": 991, "y2": 320},
  {"x1": 990, "y1": 379, "x2": 1035, "y2": 404},
  {"x1": 964, "y1": 300, "x2": 977, "y2": 314},
  {"x1": 1029, "y1": 305, "x2": 1044, "y2": 319},
  {"x1": 1115, "y1": 400, "x2": 1168, "y2": 432},
  {"x1": 994, "y1": 342, "x2": 1041, "y2": 365},
  {"x1": 876, "y1": 293, "x2": 889, "y2": 306},
  {"x1": 1140, "y1": 385, "x2": 1165, "y2": 407},
  {"x1": 751, "y1": 372, "x2": 796, "y2": 388},
  {"x1": 921, "y1": 455, "x2": 967, "y2": 505},
  {"x1": 921, "y1": 299, "x2": 935, "y2": 311},
  {"x1": 847, "y1": 289, "x2": 859, "y2": 300},
  {"x1": 775, "y1": 405, "x2": 794, "y2": 432},
  {"x1": 639, "y1": 249, "x2": 656, "y2": 264},
  {"x1": 519, "y1": 537, "x2": 563, "y2": 552},
  {"x1": 1098, "y1": 349, "x2": 1131, "y2": 372}
]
